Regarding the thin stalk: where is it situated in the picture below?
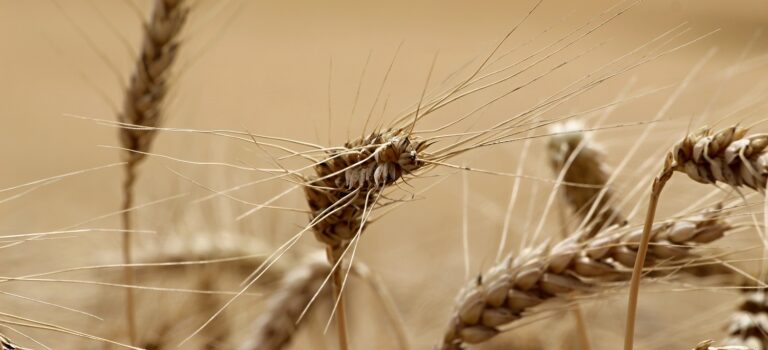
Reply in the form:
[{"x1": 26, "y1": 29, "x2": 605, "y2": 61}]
[
  {"x1": 623, "y1": 167, "x2": 673, "y2": 350},
  {"x1": 121, "y1": 159, "x2": 138, "y2": 344},
  {"x1": 327, "y1": 247, "x2": 349, "y2": 350}
]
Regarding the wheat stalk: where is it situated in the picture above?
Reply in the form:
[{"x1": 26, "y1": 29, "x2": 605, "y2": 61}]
[
  {"x1": 117, "y1": 0, "x2": 189, "y2": 343},
  {"x1": 439, "y1": 207, "x2": 731, "y2": 349}
]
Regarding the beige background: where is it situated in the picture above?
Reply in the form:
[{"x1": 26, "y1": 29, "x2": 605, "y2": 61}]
[{"x1": 1, "y1": 0, "x2": 768, "y2": 349}]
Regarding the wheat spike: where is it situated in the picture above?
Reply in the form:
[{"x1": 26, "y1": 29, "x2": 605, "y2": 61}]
[
  {"x1": 117, "y1": 0, "x2": 189, "y2": 343},
  {"x1": 548, "y1": 121, "x2": 625, "y2": 235},
  {"x1": 439, "y1": 208, "x2": 731, "y2": 349},
  {"x1": 668, "y1": 126, "x2": 768, "y2": 191},
  {"x1": 305, "y1": 127, "x2": 428, "y2": 259},
  {"x1": 119, "y1": 0, "x2": 188, "y2": 158}
]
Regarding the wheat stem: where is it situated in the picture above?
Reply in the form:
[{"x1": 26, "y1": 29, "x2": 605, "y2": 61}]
[{"x1": 623, "y1": 167, "x2": 672, "y2": 350}]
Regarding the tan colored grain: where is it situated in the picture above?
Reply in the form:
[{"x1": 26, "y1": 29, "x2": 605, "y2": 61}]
[{"x1": 439, "y1": 207, "x2": 731, "y2": 349}]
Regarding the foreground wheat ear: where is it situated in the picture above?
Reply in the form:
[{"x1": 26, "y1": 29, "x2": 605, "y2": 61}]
[
  {"x1": 303, "y1": 127, "x2": 429, "y2": 349},
  {"x1": 548, "y1": 121, "x2": 626, "y2": 235},
  {"x1": 439, "y1": 207, "x2": 731, "y2": 349},
  {"x1": 117, "y1": 0, "x2": 189, "y2": 343},
  {"x1": 625, "y1": 125, "x2": 768, "y2": 350},
  {"x1": 669, "y1": 126, "x2": 768, "y2": 190}
]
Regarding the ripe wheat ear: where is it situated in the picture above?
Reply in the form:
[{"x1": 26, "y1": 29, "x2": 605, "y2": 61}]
[{"x1": 439, "y1": 206, "x2": 732, "y2": 349}]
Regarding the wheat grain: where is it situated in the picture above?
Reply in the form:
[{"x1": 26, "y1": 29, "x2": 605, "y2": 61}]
[
  {"x1": 439, "y1": 207, "x2": 731, "y2": 349},
  {"x1": 117, "y1": 0, "x2": 189, "y2": 343}
]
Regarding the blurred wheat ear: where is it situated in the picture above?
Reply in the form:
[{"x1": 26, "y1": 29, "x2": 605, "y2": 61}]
[
  {"x1": 117, "y1": 0, "x2": 189, "y2": 344},
  {"x1": 548, "y1": 121, "x2": 626, "y2": 237},
  {"x1": 242, "y1": 252, "x2": 410, "y2": 350}
]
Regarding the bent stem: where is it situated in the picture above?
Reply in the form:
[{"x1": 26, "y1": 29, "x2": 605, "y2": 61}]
[
  {"x1": 623, "y1": 167, "x2": 673, "y2": 350},
  {"x1": 327, "y1": 247, "x2": 349, "y2": 350}
]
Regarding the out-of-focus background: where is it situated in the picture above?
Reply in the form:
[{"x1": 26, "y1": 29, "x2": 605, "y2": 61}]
[{"x1": 1, "y1": 0, "x2": 768, "y2": 348}]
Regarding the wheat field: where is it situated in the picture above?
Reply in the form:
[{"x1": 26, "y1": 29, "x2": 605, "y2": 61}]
[{"x1": 2, "y1": 0, "x2": 768, "y2": 349}]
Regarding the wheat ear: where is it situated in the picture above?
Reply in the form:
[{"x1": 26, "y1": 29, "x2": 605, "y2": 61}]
[
  {"x1": 304, "y1": 128, "x2": 428, "y2": 348},
  {"x1": 548, "y1": 121, "x2": 626, "y2": 235},
  {"x1": 626, "y1": 125, "x2": 768, "y2": 350},
  {"x1": 718, "y1": 290, "x2": 768, "y2": 350},
  {"x1": 117, "y1": 0, "x2": 188, "y2": 343},
  {"x1": 439, "y1": 208, "x2": 731, "y2": 349},
  {"x1": 669, "y1": 126, "x2": 768, "y2": 190}
]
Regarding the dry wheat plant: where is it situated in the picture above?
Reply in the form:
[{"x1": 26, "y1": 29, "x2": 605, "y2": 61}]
[{"x1": 3, "y1": 0, "x2": 768, "y2": 349}]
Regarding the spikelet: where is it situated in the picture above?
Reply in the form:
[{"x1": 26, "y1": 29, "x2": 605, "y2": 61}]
[
  {"x1": 439, "y1": 208, "x2": 731, "y2": 349},
  {"x1": 668, "y1": 126, "x2": 768, "y2": 191},
  {"x1": 548, "y1": 121, "x2": 625, "y2": 234}
]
